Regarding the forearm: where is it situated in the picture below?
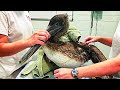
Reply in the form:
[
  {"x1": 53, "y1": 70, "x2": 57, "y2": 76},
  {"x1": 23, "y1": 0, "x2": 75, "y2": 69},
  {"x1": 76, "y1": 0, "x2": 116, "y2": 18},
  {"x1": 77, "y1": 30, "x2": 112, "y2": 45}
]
[
  {"x1": 98, "y1": 37, "x2": 112, "y2": 47},
  {"x1": 76, "y1": 56, "x2": 120, "y2": 78},
  {"x1": 0, "y1": 39, "x2": 29, "y2": 57}
]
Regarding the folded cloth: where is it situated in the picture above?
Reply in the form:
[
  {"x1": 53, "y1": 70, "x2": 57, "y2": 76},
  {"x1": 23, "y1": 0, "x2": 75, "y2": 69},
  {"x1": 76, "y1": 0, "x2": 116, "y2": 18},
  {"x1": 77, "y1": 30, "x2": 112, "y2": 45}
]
[
  {"x1": 18, "y1": 25, "x2": 81, "y2": 79},
  {"x1": 19, "y1": 48, "x2": 57, "y2": 79},
  {"x1": 20, "y1": 48, "x2": 44, "y2": 79},
  {"x1": 58, "y1": 25, "x2": 81, "y2": 43}
]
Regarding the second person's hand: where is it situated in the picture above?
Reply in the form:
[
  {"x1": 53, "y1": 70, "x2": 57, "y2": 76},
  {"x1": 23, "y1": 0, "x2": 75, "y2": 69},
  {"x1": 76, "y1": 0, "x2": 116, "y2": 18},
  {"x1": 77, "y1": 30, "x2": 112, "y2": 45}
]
[{"x1": 83, "y1": 36, "x2": 102, "y2": 45}]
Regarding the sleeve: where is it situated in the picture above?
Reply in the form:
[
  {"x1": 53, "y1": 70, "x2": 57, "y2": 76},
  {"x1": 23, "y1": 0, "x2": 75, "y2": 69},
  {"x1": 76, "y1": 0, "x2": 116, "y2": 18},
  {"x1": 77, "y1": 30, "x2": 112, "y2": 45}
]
[{"x1": 0, "y1": 11, "x2": 9, "y2": 36}]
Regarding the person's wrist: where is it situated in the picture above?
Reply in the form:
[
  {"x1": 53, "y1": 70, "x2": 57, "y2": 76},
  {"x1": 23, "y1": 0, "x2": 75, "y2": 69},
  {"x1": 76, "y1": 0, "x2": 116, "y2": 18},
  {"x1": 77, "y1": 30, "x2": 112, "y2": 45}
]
[
  {"x1": 21, "y1": 39, "x2": 30, "y2": 48},
  {"x1": 71, "y1": 68, "x2": 79, "y2": 79},
  {"x1": 24, "y1": 38, "x2": 33, "y2": 47},
  {"x1": 97, "y1": 36, "x2": 102, "y2": 42}
]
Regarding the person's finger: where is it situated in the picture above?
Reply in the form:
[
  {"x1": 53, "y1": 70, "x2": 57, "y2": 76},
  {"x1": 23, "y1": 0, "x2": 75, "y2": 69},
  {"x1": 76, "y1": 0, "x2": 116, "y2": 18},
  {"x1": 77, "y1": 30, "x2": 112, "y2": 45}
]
[
  {"x1": 42, "y1": 30, "x2": 51, "y2": 40},
  {"x1": 35, "y1": 31, "x2": 48, "y2": 40},
  {"x1": 38, "y1": 36, "x2": 47, "y2": 42},
  {"x1": 38, "y1": 30, "x2": 50, "y2": 40},
  {"x1": 54, "y1": 69, "x2": 59, "y2": 74},
  {"x1": 57, "y1": 76, "x2": 64, "y2": 79},
  {"x1": 37, "y1": 40, "x2": 45, "y2": 46},
  {"x1": 45, "y1": 30, "x2": 51, "y2": 38},
  {"x1": 85, "y1": 40, "x2": 94, "y2": 45},
  {"x1": 84, "y1": 37, "x2": 92, "y2": 42},
  {"x1": 54, "y1": 73, "x2": 60, "y2": 78},
  {"x1": 83, "y1": 39, "x2": 89, "y2": 44}
]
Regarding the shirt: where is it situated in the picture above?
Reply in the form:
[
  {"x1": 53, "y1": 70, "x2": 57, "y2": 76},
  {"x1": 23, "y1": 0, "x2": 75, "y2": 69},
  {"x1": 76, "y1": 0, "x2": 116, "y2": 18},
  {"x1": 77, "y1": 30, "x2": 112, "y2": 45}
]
[
  {"x1": 0, "y1": 11, "x2": 35, "y2": 78},
  {"x1": 109, "y1": 21, "x2": 120, "y2": 78}
]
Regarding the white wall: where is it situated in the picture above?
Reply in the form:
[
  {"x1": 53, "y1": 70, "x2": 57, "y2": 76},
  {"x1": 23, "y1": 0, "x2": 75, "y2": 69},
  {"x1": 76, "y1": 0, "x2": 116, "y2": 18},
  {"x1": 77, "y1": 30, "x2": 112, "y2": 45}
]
[{"x1": 29, "y1": 11, "x2": 73, "y2": 21}]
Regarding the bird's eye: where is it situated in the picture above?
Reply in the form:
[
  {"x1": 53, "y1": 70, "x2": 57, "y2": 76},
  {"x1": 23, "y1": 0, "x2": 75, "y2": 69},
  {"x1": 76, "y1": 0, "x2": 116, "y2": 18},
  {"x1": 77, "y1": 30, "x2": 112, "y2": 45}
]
[
  {"x1": 55, "y1": 22, "x2": 59, "y2": 26},
  {"x1": 62, "y1": 22, "x2": 64, "y2": 25}
]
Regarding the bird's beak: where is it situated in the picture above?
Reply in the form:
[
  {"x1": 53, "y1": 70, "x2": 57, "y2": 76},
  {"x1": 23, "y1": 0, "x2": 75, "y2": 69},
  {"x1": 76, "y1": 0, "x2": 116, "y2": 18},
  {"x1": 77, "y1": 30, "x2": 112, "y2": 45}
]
[{"x1": 47, "y1": 22, "x2": 64, "y2": 37}]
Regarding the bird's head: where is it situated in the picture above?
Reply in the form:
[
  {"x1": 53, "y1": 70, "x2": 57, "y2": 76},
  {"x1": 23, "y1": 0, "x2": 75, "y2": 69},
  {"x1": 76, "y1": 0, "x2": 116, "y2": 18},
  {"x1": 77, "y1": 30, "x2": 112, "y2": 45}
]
[{"x1": 47, "y1": 13, "x2": 69, "y2": 43}]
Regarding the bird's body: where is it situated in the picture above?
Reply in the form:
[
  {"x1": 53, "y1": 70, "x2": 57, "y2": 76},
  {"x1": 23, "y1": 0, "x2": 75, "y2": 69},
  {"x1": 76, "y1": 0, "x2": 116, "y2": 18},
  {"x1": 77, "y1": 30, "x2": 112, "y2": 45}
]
[
  {"x1": 43, "y1": 41, "x2": 106, "y2": 68},
  {"x1": 43, "y1": 41, "x2": 88, "y2": 68}
]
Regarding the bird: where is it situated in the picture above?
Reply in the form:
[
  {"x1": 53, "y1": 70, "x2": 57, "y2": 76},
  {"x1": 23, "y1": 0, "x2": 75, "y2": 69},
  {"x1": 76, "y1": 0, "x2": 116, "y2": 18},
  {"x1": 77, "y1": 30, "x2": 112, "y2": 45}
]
[{"x1": 42, "y1": 13, "x2": 107, "y2": 68}]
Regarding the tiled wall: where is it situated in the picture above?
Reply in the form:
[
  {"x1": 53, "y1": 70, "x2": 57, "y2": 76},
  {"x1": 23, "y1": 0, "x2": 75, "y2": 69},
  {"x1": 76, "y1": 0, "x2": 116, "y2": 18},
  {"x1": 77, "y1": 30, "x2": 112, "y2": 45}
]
[{"x1": 31, "y1": 11, "x2": 120, "y2": 59}]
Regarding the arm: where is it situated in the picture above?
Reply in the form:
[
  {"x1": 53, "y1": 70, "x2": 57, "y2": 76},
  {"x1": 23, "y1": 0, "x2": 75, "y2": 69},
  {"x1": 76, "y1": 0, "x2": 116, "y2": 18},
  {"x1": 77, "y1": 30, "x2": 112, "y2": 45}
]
[
  {"x1": 97, "y1": 36, "x2": 112, "y2": 47},
  {"x1": 54, "y1": 54, "x2": 120, "y2": 79},
  {"x1": 76, "y1": 55, "x2": 120, "y2": 78},
  {"x1": 0, "y1": 30, "x2": 50, "y2": 57},
  {"x1": 0, "y1": 12, "x2": 50, "y2": 57},
  {"x1": 83, "y1": 36, "x2": 112, "y2": 47}
]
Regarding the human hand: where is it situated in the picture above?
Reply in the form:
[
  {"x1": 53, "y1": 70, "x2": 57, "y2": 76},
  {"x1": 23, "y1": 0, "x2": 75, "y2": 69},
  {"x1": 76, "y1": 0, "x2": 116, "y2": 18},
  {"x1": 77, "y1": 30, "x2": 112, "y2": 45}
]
[
  {"x1": 83, "y1": 36, "x2": 102, "y2": 45},
  {"x1": 26, "y1": 30, "x2": 51, "y2": 47},
  {"x1": 54, "y1": 68, "x2": 74, "y2": 79}
]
